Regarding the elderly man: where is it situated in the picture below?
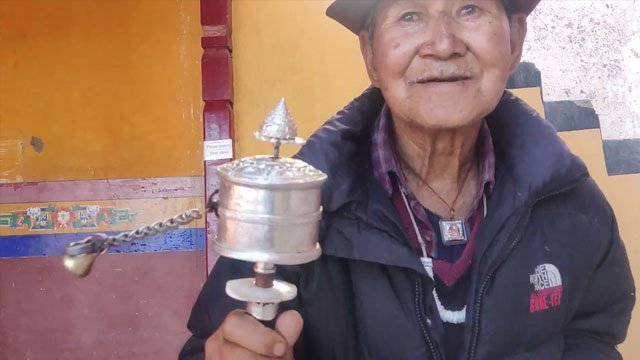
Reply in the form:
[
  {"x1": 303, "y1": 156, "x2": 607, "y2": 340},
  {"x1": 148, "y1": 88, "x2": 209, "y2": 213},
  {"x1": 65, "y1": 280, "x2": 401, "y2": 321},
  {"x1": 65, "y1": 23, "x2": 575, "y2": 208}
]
[{"x1": 180, "y1": 0, "x2": 635, "y2": 359}]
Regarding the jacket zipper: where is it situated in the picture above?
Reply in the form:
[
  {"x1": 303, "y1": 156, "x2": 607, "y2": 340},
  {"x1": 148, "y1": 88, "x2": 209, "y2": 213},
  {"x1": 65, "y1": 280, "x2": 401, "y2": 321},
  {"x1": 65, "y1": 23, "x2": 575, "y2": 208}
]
[
  {"x1": 415, "y1": 276, "x2": 442, "y2": 360},
  {"x1": 467, "y1": 177, "x2": 587, "y2": 360},
  {"x1": 466, "y1": 207, "x2": 530, "y2": 360}
]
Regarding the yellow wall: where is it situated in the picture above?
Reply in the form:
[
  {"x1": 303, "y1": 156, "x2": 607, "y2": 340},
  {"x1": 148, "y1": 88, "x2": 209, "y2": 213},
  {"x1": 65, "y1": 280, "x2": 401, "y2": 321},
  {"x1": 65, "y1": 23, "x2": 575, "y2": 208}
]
[
  {"x1": 233, "y1": 0, "x2": 368, "y2": 158},
  {"x1": 0, "y1": 0, "x2": 203, "y2": 183},
  {"x1": 233, "y1": 0, "x2": 639, "y2": 355},
  {"x1": 558, "y1": 130, "x2": 640, "y2": 356}
]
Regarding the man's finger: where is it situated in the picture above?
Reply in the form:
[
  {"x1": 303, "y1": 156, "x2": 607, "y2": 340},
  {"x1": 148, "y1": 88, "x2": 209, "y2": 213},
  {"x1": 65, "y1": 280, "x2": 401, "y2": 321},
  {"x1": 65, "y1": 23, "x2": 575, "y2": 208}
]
[
  {"x1": 206, "y1": 338, "x2": 282, "y2": 360},
  {"x1": 274, "y1": 310, "x2": 303, "y2": 349},
  {"x1": 220, "y1": 310, "x2": 288, "y2": 357}
]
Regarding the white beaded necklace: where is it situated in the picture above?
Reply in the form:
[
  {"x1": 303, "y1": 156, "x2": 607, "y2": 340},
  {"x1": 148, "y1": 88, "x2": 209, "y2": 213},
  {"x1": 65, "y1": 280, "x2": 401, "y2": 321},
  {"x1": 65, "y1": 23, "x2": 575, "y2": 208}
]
[{"x1": 400, "y1": 188, "x2": 487, "y2": 325}]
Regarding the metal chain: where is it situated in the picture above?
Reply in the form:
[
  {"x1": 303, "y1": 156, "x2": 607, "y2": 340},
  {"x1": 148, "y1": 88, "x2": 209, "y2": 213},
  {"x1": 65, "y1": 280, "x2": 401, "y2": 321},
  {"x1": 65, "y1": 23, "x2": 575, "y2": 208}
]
[
  {"x1": 65, "y1": 191, "x2": 219, "y2": 257},
  {"x1": 105, "y1": 189, "x2": 220, "y2": 247},
  {"x1": 107, "y1": 208, "x2": 204, "y2": 246}
]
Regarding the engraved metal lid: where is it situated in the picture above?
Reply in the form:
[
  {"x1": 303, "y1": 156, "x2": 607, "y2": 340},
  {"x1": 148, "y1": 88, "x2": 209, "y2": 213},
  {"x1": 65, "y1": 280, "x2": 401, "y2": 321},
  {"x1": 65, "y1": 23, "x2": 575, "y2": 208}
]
[{"x1": 217, "y1": 156, "x2": 326, "y2": 186}]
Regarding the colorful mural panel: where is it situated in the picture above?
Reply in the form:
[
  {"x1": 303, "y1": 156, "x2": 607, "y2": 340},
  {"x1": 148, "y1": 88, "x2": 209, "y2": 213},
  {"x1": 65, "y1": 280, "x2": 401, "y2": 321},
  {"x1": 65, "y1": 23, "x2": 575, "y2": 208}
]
[
  {"x1": 0, "y1": 197, "x2": 205, "y2": 237},
  {"x1": 0, "y1": 204, "x2": 143, "y2": 231},
  {"x1": 0, "y1": 176, "x2": 207, "y2": 259}
]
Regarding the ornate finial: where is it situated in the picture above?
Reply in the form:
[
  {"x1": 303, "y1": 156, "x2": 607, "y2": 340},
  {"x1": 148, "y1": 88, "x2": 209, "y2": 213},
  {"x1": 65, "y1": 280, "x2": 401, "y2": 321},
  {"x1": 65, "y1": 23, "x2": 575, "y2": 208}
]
[{"x1": 255, "y1": 98, "x2": 305, "y2": 145}]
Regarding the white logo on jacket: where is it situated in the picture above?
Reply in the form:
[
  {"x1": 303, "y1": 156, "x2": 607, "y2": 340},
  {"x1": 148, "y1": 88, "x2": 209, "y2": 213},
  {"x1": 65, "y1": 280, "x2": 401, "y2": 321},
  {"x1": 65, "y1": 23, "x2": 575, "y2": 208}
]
[{"x1": 529, "y1": 263, "x2": 563, "y2": 313}]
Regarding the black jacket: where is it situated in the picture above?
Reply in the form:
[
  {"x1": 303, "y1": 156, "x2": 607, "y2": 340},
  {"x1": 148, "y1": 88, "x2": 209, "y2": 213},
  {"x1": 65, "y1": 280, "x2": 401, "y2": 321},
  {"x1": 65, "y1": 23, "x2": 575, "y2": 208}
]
[{"x1": 180, "y1": 88, "x2": 634, "y2": 360}]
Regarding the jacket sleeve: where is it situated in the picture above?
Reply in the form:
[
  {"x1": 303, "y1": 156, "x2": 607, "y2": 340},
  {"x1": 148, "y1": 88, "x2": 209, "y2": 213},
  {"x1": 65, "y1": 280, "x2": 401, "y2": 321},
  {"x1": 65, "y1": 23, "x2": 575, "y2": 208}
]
[
  {"x1": 178, "y1": 256, "x2": 306, "y2": 360},
  {"x1": 562, "y1": 212, "x2": 635, "y2": 359}
]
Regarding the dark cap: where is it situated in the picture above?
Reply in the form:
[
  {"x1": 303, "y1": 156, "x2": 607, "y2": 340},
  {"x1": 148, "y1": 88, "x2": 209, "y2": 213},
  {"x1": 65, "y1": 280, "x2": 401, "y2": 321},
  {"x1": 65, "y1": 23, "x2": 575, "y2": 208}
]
[{"x1": 326, "y1": 0, "x2": 541, "y2": 34}]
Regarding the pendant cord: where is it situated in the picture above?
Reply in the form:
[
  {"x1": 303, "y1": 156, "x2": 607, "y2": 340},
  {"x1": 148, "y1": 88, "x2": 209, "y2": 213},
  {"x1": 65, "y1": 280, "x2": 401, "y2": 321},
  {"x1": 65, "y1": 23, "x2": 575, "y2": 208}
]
[
  {"x1": 400, "y1": 187, "x2": 429, "y2": 259},
  {"x1": 422, "y1": 162, "x2": 474, "y2": 220},
  {"x1": 399, "y1": 189, "x2": 487, "y2": 324},
  {"x1": 400, "y1": 158, "x2": 475, "y2": 220}
]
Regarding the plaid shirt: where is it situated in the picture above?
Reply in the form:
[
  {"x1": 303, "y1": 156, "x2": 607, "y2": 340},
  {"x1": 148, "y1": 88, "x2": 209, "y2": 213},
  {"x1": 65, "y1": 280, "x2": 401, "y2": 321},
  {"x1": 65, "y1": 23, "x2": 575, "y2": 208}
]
[{"x1": 372, "y1": 104, "x2": 495, "y2": 287}]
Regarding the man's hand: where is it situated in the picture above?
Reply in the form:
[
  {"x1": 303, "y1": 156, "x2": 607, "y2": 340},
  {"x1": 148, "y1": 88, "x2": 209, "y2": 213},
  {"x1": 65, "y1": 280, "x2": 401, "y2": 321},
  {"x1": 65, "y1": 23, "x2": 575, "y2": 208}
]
[{"x1": 205, "y1": 309, "x2": 303, "y2": 359}]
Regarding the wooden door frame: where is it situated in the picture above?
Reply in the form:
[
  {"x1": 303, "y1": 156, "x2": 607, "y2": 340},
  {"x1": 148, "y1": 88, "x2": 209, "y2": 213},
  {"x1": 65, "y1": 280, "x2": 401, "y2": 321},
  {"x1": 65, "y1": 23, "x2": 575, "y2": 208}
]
[{"x1": 200, "y1": 0, "x2": 233, "y2": 272}]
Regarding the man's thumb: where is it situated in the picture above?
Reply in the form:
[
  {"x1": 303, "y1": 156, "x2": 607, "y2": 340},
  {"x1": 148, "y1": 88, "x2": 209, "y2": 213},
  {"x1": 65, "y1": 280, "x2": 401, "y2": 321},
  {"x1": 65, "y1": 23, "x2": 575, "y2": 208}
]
[{"x1": 274, "y1": 310, "x2": 303, "y2": 348}]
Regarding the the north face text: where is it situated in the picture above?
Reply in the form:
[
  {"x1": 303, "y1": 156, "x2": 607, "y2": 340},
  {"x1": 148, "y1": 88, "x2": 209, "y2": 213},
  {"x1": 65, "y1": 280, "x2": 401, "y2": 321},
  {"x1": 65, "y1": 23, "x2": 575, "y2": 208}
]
[{"x1": 529, "y1": 263, "x2": 563, "y2": 313}]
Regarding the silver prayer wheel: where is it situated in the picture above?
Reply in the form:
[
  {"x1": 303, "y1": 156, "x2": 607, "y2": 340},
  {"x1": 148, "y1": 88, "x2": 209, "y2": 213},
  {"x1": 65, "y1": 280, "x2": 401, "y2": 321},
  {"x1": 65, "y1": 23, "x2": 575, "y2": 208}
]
[
  {"x1": 213, "y1": 98, "x2": 327, "y2": 321},
  {"x1": 60, "y1": 98, "x2": 325, "y2": 322},
  {"x1": 214, "y1": 156, "x2": 325, "y2": 265}
]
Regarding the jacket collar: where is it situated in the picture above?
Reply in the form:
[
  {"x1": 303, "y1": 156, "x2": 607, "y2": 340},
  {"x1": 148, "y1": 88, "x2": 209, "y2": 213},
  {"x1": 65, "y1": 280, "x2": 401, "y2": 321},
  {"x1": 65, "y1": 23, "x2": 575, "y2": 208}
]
[
  {"x1": 297, "y1": 87, "x2": 588, "y2": 214},
  {"x1": 295, "y1": 87, "x2": 589, "y2": 271},
  {"x1": 296, "y1": 86, "x2": 384, "y2": 214}
]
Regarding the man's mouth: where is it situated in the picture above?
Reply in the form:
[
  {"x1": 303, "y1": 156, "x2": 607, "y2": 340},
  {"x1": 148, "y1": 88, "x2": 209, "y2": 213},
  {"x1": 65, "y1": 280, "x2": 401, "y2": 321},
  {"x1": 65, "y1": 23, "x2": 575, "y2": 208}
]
[{"x1": 408, "y1": 73, "x2": 473, "y2": 85}]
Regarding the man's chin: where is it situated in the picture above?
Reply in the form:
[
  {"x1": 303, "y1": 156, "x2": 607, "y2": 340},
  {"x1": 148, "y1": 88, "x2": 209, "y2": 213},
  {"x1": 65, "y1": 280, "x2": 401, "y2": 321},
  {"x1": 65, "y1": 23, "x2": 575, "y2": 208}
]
[{"x1": 409, "y1": 110, "x2": 483, "y2": 132}]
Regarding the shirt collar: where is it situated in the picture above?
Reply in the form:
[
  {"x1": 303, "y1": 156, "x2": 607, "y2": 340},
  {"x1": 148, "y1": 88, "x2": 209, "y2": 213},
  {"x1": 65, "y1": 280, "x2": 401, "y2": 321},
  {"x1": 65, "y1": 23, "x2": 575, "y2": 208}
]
[{"x1": 371, "y1": 103, "x2": 496, "y2": 199}]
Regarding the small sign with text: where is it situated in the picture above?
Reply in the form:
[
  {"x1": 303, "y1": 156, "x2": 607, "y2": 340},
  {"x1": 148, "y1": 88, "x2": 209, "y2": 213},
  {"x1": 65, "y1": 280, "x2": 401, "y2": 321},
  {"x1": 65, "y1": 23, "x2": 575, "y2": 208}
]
[{"x1": 204, "y1": 139, "x2": 233, "y2": 161}]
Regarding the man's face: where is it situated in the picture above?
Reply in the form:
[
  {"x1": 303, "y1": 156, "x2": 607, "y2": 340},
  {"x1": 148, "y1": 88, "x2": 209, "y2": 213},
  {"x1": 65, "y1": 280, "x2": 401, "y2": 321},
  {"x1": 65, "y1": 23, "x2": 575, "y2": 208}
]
[{"x1": 360, "y1": 0, "x2": 527, "y2": 130}]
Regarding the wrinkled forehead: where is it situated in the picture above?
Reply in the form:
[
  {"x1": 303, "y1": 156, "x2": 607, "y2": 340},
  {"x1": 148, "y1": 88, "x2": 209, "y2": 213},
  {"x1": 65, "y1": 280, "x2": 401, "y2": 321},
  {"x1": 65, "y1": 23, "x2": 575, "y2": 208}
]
[
  {"x1": 370, "y1": 0, "x2": 509, "y2": 19},
  {"x1": 326, "y1": 0, "x2": 539, "y2": 34},
  {"x1": 362, "y1": 0, "x2": 512, "y2": 39}
]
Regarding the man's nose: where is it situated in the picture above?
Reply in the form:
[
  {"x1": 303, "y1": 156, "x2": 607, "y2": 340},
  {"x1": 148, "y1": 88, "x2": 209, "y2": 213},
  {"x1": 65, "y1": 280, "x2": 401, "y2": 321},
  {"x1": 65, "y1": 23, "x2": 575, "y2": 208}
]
[{"x1": 416, "y1": 15, "x2": 466, "y2": 60}]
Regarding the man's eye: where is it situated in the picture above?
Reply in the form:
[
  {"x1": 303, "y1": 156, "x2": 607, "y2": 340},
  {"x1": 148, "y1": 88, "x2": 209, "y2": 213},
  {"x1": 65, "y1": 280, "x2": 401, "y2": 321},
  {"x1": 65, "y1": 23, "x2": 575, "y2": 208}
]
[
  {"x1": 460, "y1": 5, "x2": 480, "y2": 16},
  {"x1": 399, "y1": 11, "x2": 419, "y2": 22}
]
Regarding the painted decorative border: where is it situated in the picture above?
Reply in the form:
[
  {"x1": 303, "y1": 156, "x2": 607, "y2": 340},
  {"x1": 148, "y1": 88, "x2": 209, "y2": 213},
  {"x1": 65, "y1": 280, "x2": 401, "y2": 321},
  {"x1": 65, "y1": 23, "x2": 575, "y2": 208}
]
[
  {"x1": 0, "y1": 197, "x2": 204, "y2": 236},
  {"x1": 0, "y1": 177, "x2": 205, "y2": 258},
  {"x1": 0, "y1": 204, "x2": 142, "y2": 232},
  {"x1": 543, "y1": 100, "x2": 600, "y2": 132},
  {"x1": 508, "y1": 62, "x2": 639, "y2": 176},
  {"x1": 603, "y1": 139, "x2": 640, "y2": 176}
]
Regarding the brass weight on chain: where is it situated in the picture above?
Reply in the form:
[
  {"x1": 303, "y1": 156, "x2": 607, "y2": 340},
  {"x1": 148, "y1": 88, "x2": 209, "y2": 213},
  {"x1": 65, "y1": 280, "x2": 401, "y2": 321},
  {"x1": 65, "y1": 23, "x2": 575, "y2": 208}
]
[{"x1": 63, "y1": 209, "x2": 207, "y2": 277}]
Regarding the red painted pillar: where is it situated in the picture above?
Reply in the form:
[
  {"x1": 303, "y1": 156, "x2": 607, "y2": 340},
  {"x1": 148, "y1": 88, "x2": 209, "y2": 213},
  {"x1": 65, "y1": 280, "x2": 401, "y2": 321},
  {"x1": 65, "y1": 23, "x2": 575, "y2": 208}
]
[{"x1": 201, "y1": 0, "x2": 233, "y2": 272}]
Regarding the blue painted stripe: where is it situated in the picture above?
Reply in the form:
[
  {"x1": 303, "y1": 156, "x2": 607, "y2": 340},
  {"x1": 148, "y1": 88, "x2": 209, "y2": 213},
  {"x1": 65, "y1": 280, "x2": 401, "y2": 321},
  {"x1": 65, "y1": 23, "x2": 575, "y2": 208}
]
[{"x1": 0, "y1": 228, "x2": 206, "y2": 258}]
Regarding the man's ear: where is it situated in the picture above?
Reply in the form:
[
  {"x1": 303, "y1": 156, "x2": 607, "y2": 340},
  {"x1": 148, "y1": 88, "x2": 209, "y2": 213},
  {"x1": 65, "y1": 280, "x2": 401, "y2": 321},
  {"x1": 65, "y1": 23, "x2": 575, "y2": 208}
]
[
  {"x1": 359, "y1": 31, "x2": 380, "y2": 87},
  {"x1": 508, "y1": 14, "x2": 528, "y2": 74}
]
